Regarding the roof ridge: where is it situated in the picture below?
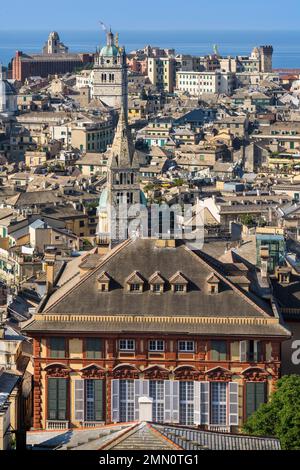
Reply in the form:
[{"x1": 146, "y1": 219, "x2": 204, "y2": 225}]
[{"x1": 146, "y1": 423, "x2": 183, "y2": 450}]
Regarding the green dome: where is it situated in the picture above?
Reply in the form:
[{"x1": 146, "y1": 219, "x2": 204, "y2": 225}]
[{"x1": 100, "y1": 45, "x2": 119, "y2": 57}]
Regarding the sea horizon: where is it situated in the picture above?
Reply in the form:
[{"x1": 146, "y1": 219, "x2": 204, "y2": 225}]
[{"x1": 1, "y1": 29, "x2": 300, "y2": 68}]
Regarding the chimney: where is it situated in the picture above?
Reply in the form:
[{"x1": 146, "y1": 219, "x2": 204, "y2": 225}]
[
  {"x1": 260, "y1": 245, "x2": 270, "y2": 279},
  {"x1": 44, "y1": 248, "x2": 57, "y2": 294}
]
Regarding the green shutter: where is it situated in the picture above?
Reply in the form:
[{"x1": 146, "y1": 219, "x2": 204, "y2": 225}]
[
  {"x1": 246, "y1": 382, "x2": 256, "y2": 418},
  {"x1": 211, "y1": 341, "x2": 219, "y2": 361},
  {"x1": 50, "y1": 338, "x2": 65, "y2": 359},
  {"x1": 219, "y1": 341, "x2": 227, "y2": 361},
  {"x1": 57, "y1": 379, "x2": 67, "y2": 420},
  {"x1": 48, "y1": 378, "x2": 58, "y2": 420},
  {"x1": 86, "y1": 339, "x2": 102, "y2": 359},
  {"x1": 246, "y1": 382, "x2": 267, "y2": 418},
  {"x1": 255, "y1": 382, "x2": 266, "y2": 410},
  {"x1": 211, "y1": 341, "x2": 227, "y2": 361},
  {"x1": 94, "y1": 380, "x2": 104, "y2": 421}
]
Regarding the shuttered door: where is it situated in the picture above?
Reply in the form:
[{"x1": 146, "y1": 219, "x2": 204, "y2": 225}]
[
  {"x1": 172, "y1": 381, "x2": 180, "y2": 424},
  {"x1": 194, "y1": 381, "x2": 201, "y2": 425},
  {"x1": 48, "y1": 378, "x2": 58, "y2": 420},
  {"x1": 229, "y1": 382, "x2": 239, "y2": 426},
  {"x1": 74, "y1": 380, "x2": 85, "y2": 422},
  {"x1": 94, "y1": 380, "x2": 104, "y2": 421},
  {"x1": 200, "y1": 382, "x2": 209, "y2": 425},
  {"x1": 57, "y1": 379, "x2": 67, "y2": 420},
  {"x1": 164, "y1": 381, "x2": 172, "y2": 423},
  {"x1": 111, "y1": 380, "x2": 120, "y2": 423}
]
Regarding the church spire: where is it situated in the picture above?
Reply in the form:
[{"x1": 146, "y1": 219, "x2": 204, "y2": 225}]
[{"x1": 109, "y1": 101, "x2": 137, "y2": 169}]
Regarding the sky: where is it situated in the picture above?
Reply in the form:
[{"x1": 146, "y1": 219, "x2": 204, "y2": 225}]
[{"x1": 0, "y1": 0, "x2": 300, "y2": 31}]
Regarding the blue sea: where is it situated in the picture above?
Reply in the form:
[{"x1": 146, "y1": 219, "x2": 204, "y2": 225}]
[{"x1": 1, "y1": 30, "x2": 300, "y2": 68}]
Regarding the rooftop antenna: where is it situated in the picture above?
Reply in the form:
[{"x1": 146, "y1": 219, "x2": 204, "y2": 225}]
[{"x1": 99, "y1": 21, "x2": 108, "y2": 33}]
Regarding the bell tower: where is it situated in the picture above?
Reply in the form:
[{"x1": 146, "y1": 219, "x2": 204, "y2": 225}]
[
  {"x1": 98, "y1": 102, "x2": 145, "y2": 246},
  {"x1": 92, "y1": 29, "x2": 128, "y2": 112}
]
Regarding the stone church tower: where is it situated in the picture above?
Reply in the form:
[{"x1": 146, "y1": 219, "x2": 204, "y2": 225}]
[
  {"x1": 98, "y1": 103, "x2": 147, "y2": 245},
  {"x1": 92, "y1": 30, "x2": 128, "y2": 111}
]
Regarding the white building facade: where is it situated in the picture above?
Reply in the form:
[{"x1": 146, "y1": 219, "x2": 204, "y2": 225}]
[{"x1": 176, "y1": 71, "x2": 235, "y2": 96}]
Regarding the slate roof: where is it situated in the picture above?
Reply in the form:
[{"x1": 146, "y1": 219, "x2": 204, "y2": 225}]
[
  {"x1": 42, "y1": 239, "x2": 274, "y2": 317},
  {"x1": 0, "y1": 372, "x2": 20, "y2": 410},
  {"x1": 153, "y1": 424, "x2": 281, "y2": 451},
  {"x1": 270, "y1": 274, "x2": 300, "y2": 319},
  {"x1": 26, "y1": 422, "x2": 281, "y2": 451},
  {"x1": 23, "y1": 239, "x2": 290, "y2": 338},
  {"x1": 5, "y1": 191, "x2": 62, "y2": 208}
]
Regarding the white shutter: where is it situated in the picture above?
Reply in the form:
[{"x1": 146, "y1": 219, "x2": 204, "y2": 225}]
[
  {"x1": 134, "y1": 380, "x2": 142, "y2": 421},
  {"x1": 200, "y1": 381, "x2": 209, "y2": 425},
  {"x1": 229, "y1": 382, "x2": 239, "y2": 426},
  {"x1": 240, "y1": 340, "x2": 247, "y2": 362},
  {"x1": 194, "y1": 381, "x2": 201, "y2": 425},
  {"x1": 142, "y1": 379, "x2": 149, "y2": 398},
  {"x1": 111, "y1": 379, "x2": 120, "y2": 423},
  {"x1": 164, "y1": 380, "x2": 172, "y2": 423},
  {"x1": 254, "y1": 341, "x2": 259, "y2": 362},
  {"x1": 172, "y1": 381, "x2": 180, "y2": 424},
  {"x1": 74, "y1": 379, "x2": 85, "y2": 422}
]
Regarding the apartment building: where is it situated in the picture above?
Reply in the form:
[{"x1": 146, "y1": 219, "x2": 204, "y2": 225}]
[
  {"x1": 176, "y1": 71, "x2": 235, "y2": 96},
  {"x1": 148, "y1": 57, "x2": 176, "y2": 93}
]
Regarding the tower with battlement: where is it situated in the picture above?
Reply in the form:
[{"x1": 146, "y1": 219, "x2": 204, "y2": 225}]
[{"x1": 259, "y1": 45, "x2": 273, "y2": 73}]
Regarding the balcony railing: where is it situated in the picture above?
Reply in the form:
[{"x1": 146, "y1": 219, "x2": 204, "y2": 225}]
[
  {"x1": 208, "y1": 425, "x2": 231, "y2": 433},
  {"x1": 82, "y1": 421, "x2": 105, "y2": 429},
  {"x1": 46, "y1": 420, "x2": 69, "y2": 431}
]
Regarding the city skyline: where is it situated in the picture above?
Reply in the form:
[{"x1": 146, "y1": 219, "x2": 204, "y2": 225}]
[{"x1": 1, "y1": 0, "x2": 300, "y2": 31}]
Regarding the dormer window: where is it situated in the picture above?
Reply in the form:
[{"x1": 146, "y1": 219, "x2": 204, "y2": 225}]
[
  {"x1": 97, "y1": 272, "x2": 111, "y2": 292},
  {"x1": 153, "y1": 284, "x2": 161, "y2": 292},
  {"x1": 126, "y1": 271, "x2": 145, "y2": 293},
  {"x1": 174, "y1": 284, "x2": 185, "y2": 292},
  {"x1": 130, "y1": 284, "x2": 141, "y2": 292},
  {"x1": 149, "y1": 272, "x2": 165, "y2": 293},
  {"x1": 207, "y1": 273, "x2": 220, "y2": 294},
  {"x1": 169, "y1": 272, "x2": 189, "y2": 293}
]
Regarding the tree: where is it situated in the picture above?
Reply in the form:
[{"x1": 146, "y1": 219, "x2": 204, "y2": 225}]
[
  {"x1": 243, "y1": 375, "x2": 300, "y2": 450},
  {"x1": 172, "y1": 178, "x2": 185, "y2": 187},
  {"x1": 240, "y1": 214, "x2": 255, "y2": 227}
]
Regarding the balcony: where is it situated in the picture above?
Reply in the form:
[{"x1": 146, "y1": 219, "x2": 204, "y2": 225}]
[
  {"x1": 208, "y1": 425, "x2": 231, "y2": 433},
  {"x1": 82, "y1": 421, "x2": 105, "y2": 429},
  {"x1": 46, "y1": 420, "x2": 69, "y2": 431}
]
